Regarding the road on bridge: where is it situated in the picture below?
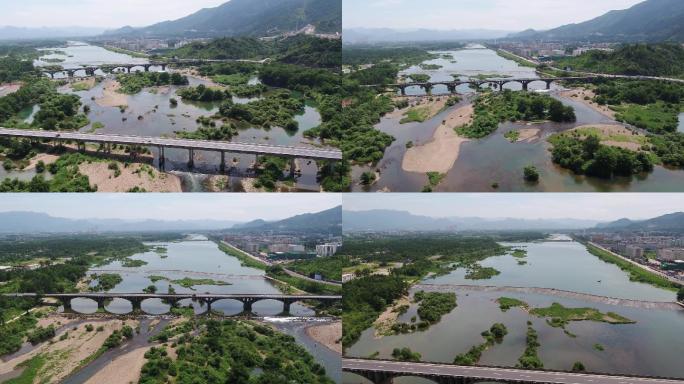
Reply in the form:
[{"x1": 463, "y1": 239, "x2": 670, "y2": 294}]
[
  {"x1": 0, "y1": 128, "x2": 342, "y2": 161},
  {"x1": 343, "y1": 359, "x2": 684, "y2": 384}
]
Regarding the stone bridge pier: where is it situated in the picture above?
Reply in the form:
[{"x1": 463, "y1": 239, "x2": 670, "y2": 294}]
[
  {"x1": 398, "y1": 85, "x2": 407, "y2": 96},
  {"x1": 127, "y1": 297, "x2": 144, "y2": 313},
  {"x1": 240, "y1": 297, "x2": 258, "y2": 312},
  {"x1": 422, "y1": 84, "x2": 433, "y2": 95}
]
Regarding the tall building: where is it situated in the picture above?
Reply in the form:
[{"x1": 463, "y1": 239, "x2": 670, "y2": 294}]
[{"x1": 316, "y1": 243, "x2": 340, "y2": 257}]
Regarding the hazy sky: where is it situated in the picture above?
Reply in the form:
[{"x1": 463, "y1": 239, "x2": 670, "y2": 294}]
[
  {"x1": 0, "y1": 194, "x2": 341, "y2": 221},
  {"x1": 343, "y1": 194, "x2": 684, "y2": 221},
  {"x1": 344, "y1": 0, "x2": 645, "y2": 31},
  {"x1": 0, "y1": 0, "x2": 229, "y2": 29}
]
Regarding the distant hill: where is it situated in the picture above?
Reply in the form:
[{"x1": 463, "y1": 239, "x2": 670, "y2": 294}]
[
  {"x1": 0, "y1": 212, "x2": 239, "y2": 234},
  {"x1": 232, "y1": 206, "x2": 341, "y2": 234},
  {"x1": 511, "y1": 0, "x2": 684, "y2": 42},
  {"x1": 105, "y1": 0, "x2": 341, "y2": 38},
  {"x1": 343, "y1": 210, "x2": 599, "y2": 232},
  {"x1": 554, "y1": 43, "x2": 684, "y2": 77},
  {"x1": 596, "y1": 212, "x2": 684, "y2": 232},
  {"x1": 344, "y1": 28, "x2": 514, "y2": 44},
  {"x1": 0, "y1": 26, "x2": 105, "y2": 40}
]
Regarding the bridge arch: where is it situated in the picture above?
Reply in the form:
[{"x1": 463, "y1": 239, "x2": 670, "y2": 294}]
[{"x1": 205, "y1": 298, "x2": 244, "y2": 316}]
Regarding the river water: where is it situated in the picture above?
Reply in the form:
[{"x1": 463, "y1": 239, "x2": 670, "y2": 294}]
[
  {"x1": 343, "y1": 238, "x2": 684, "y2": 383},
  {"x1": 352, "y1": 45, "x2": 684, "y2": 192},
  {"x1": 4, "y1": 42, "x2": 326, "y2": 191}
]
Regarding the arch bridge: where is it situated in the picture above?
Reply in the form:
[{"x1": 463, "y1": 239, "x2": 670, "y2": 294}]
[
  {"x1": 384, "y1": 77, "x2": 602, "y2": 95},
  {"x1": 343, "y1": 358, "x2": 684, "y2": 384},
  {"x1": 4, "y1": 293, "x2": 341, "y2": 315}
]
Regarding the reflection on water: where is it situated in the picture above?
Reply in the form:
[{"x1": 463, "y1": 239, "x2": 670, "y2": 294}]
[{"x1": 344, "y1": 240, "x2": 684, "y2": 382}]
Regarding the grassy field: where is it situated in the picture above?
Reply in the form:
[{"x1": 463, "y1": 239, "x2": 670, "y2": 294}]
[
  {"x1": 400, "y1": 105, "x2": 431, "y2": 124},
  {"x1": 613, "y1": 102, "x2": 680, "y2": 134},
  {"x1": 217, "y1": 242, "x2": 267, "y2": 270}
]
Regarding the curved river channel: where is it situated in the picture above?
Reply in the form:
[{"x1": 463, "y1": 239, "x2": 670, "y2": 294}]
[
  {"x1": 351, "y1": 44, "x2": 684, "y2": 192},
  {"x1": 343, "y1": 236, "x2": 684, "y2": 384}
]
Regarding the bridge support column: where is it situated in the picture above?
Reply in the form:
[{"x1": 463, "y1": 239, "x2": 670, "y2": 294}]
[
  {"x1": 242, "y1": 298, "x2": 257, "y2": 313},
  {"x1": 159, "y1": 146, "x2": 165, "y2": 170},
  {"x1": 282, "y1": 299, "x2": 294, "y2": 314},
  {"x1": 129, "y1": 298, "x2": 143, "y2": 314},
  {"x1": 289, "y1": 158, "x2": 296, "y2": 179},
  {"x1": 188, "y1": 149, "x2": 194, "y2": 168},
  {"x1": 423, "y1": 85, "x2": 432, "y2": 96},
  {"x1": 96, "y1": 298, "x2": 107, "y2": 313},
  {"x1": 161, "y1": 64, "x2": 167, "y2": 71},
  {"x1": 220, "y1": 151, "x2": 225, "y2": 173},
  {"x1": 521, "y1": 81, "x2": 529, "y2": 91},
  {"x1": 61, "y1": 299, "x2": 73, "y2": 314},
  {"x1": 399, "y1": 86, "x2": 406, "y2": 96},
  {"x1": 545, "y1": 79, "x2": 553, "y2": 90},
  {"x1": 447, "y1": 84, "x2": 456, "y2": 94}
]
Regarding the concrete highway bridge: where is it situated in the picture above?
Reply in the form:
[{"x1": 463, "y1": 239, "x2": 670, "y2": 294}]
[
  {"x1": 374, "y1": 75, "x2": 684, "y2": 95},
  {"x1": 41, "y1": 58, "x2": 272, "y2": 78},
  {"x1": 343, "y1": 358, "x2": 684, "y2": 384},
  {"x1": 3, "y1": 293, "x2": 341, "y2": 315},
  {"x1": 0, "y1": 128, "x2": 342, "y2": 174}
]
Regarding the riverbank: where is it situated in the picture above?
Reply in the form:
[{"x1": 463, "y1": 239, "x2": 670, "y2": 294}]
[
  {"x1": 305, "y1": 321, "x2": 342, "y2": 354},
  {"x1": 560, "y1": 88, "x2": 616, "y2": 119},
  {"x1": 79, "y1": 162, "x2": 182, "y2": 192},
  {"x1": 402, "y1": 104, "x2": 473, "y2": 173},
  {"x1": 567, "y1": 124, "x2": 647, "y2": 151},
  {"x1": 95, "y1": 80, "x2": 127, "y2": 108}
]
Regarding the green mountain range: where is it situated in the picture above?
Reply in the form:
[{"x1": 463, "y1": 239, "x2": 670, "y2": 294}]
[
  {"x1": 512, "y1": 0, "x2": 684, "y2": 42},
  {"x1": 105, "y1": 0, "x2": 341, "y2": 38}
]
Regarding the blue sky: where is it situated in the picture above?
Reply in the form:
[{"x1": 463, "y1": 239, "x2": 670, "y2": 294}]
[
  {"x1": 344, "y1": 0, "x2": 645, "y2": 30},
  {"x1": 343, "y1": 194, "x2": 684, "y2": 221},
  {"x1": 0, "y1": 0, "x2": 228, "y2": 28},
  {"x1": 0, "y1": 194, "x2": 341, "y2": 221}
]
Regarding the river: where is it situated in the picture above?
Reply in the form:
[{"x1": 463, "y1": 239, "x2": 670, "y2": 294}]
[
  {"x1": 3, "y1": 41, "x2": 326, "y2": 191},
  {"x1": 352, "y1": 44, "x2": 684, "y2": 192},
  {"x1": 343, "y1": 236, "x2": 684, "y2": 383},
  {"x1": 59, "y1": 235, "x2": 340, "y2": 382}
]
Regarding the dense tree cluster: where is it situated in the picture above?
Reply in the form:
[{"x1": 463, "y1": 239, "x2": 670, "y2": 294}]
[
  {"x1": 177, "y1": 84, "x2": 231, "y2": 102},
  {"x1": 556, "y1": 44, "x2": 684, "y2": 77},
  {"x1": 116, "y1": 72, "x2": 188, "y2": 94},
  {"x1": 550, "y1": 134, "x2": 654, "y2": 179},
  {"x1": 458, "y1": 90, "x2": 575, "y2": 138},
  {"x1": 139, "y1": 319, "x2": 334, "y2": 384},
  {"x1": 0, "y1": 57, "x2": 36, "y2": 82}
]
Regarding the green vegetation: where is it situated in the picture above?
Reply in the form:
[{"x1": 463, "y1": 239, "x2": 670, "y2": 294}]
[
  {"x1": 343, "y1": 275, "x2": 409, "y2": 348},
  {"x1": 0, "y1": 152, "x2": 97, "y2": 192},
  {"x1": 678, "y1": 287, "x2": 684, "y2": 302},
  {"x1": 419, "y1": 64, "x2": 442, "y2": 70},
  {"x1": 511, "y1": 249, "x2": 527, "y2": 258},
  {"x1": 530, "y1": 302, "x2": 635, "y2": 327},
  {"x1": 121, "y1": 258, "x2": 148, "y2": 268},
  {"x1": 572, "y1": 361, "x2": 586, "y2": 372},
  {"x1": 391, "y1": 347, "x2": 421, "y2": 362},
  {"x1": 497, "y1": 297, "x2": 529, "y2": 312},
  {"x1": 422, "y1": 171, "x2": 446, "y2": 192},
  {"x1": 172, "y1": 277, "x2": 231, "y2": 289},
  {"x1": 27, "y1": 325, "x2": 55, "y2": 345},
  {"x1": 288, "y1": 255, "x2": 350, "y2": 281},
  {"x1": 408, "y1": 74, "x2": 430, "y2": 83},
  {"x1": 504, "y1": 130, "x2": 520, "y2": 142},
  {"x1": 89, "y1": 273, "x2": 123, "y2": 292},
  {"x1": 555, "y1": 44, "x2": 684, "y2": 78},
  {"x1": 216, "y1": 90, "x2": 304, "y2": 130},
  {"x1": 594, "y1": 343, "x2": 605, "y2": 351},
  {"x1": 217, "y1": 242, "x2": 266, "y2": 270},
  {"x1": 457, "y1": 90, "x2": 575, "y2": 139},
  {"x1": 587, "y1": 244, "x2": 680, "y2": 290},
  {"x1": 400, "y1": 105, "x2": 431, "y2": 124},
  {"x1": 414, "y1": 291, "x2": 457, "y2": 324},
  {"x1": 548, "y1": 133, "x2": 654, "y2": 179},
  {"x1": 454, "y1": 323, "x2": 508, "y2": 366},
  {"x1": 116, "y1": 72, "x2": 189, "y2": 94},
  {"x1": 517, "y1": 323, "x2": 543, "y2": 369},
  {"x1": 523, "y1": 165, "x2": 540, "y2": 183},
  {"x1": 495, "y1": 50, "x2": 537, "y2": 68},
  {"x1": 464, "y1": 265, "x2": 501, "y2": 280},
  {"x1": 613, "y1": 102, "x2": 680, "y2": 134},
  {"x1": 343, "y1": 46, "x2": 439, "y2": 68},
  {"x1": 177, "y1": 84, "x2": 231, "y2": 101},
  {"x1": 5, "y1": 354, "x2": 46, "y2": 384},
  {"x1": 266, "y1": 265, "x2": 341, "y2": 295},
  {"x1": 139, "y1": 319, "x2": 334, "y2": 383}
]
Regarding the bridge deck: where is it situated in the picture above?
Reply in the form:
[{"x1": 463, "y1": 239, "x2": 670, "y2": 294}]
[
  {"x1": 0, "y1": 128, "x2": 342, "y2": 160},
  {"x1": 5, "y1": 293, "x2": 340, "y2": 300},
  {"x1": 343, "y1": 359, "x2": 684, "y2": 384}
]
